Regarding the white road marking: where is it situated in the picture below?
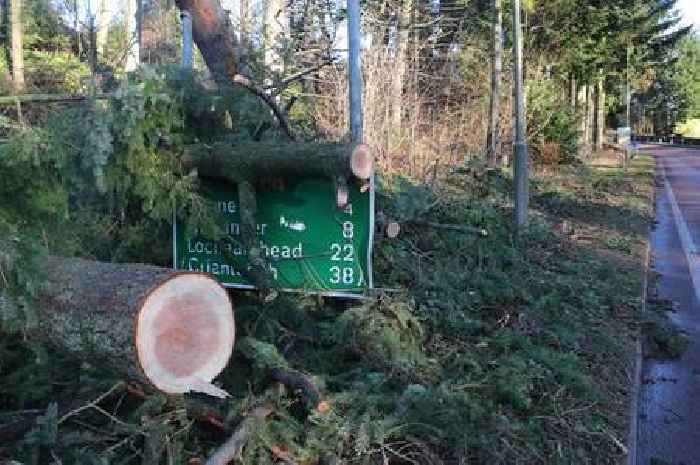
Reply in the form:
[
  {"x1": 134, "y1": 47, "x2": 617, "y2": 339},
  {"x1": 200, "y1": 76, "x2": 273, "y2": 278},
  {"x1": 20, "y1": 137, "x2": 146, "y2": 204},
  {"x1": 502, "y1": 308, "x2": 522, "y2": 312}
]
[{"x1": 660, "y1": 158, "x2": 700, "y2": 303}]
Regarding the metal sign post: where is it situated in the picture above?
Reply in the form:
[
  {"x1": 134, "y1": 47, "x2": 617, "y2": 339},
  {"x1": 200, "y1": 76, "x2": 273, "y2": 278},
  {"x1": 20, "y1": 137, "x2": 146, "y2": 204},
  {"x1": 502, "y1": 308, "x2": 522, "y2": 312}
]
[
  {"x1": 181, "y1": 11, "x2": 193, "y2": 69},
  {"x1": 346, "y1": 0, "x2": 373, "y2": 290}
]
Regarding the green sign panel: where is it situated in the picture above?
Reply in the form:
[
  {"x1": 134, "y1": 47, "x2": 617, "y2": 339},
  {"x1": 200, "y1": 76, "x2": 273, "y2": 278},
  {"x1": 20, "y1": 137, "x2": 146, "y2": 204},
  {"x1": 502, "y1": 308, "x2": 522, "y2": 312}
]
[{"x1": 174, "y1": 177, "x2": 374, "y2": 297}]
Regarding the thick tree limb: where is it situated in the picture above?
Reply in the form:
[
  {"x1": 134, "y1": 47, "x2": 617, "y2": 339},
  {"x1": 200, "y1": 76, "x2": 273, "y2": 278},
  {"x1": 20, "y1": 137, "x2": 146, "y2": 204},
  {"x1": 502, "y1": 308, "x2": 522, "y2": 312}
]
[
  {"x1": 264, "y1": 60, "x2": 335, "y2": 93},
  {"x1": 183, "y1": 141, "x2": 373, "y2": 183},
  {"x1": 237, "y1": 337, "x2": 327, "y2": 412},
  {"x1": 232, "y1": 74, "x2": 296, "y2": 140}
]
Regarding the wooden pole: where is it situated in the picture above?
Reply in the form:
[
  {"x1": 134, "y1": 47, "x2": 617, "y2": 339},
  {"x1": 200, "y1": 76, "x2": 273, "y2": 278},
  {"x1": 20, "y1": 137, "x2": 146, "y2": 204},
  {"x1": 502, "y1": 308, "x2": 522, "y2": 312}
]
[{"x1": 512, "y1": 0, "x2": 528, "y2": 228}]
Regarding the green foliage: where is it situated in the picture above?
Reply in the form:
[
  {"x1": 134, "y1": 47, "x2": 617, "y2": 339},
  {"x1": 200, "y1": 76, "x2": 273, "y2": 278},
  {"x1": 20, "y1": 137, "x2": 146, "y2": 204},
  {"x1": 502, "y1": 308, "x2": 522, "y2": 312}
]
[
  {"x1": 25, "y1": 51, "x2": 91, "y2": 93},
  {"x1": 527, "y1": 79, "x2": 579, "y2": 162}
]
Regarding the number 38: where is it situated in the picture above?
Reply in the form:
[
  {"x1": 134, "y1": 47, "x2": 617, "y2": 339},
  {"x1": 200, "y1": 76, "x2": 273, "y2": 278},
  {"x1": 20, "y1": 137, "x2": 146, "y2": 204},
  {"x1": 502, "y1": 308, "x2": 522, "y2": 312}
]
[{"x1": 330, "y1": 266, "x2": 354, "y2": 285}]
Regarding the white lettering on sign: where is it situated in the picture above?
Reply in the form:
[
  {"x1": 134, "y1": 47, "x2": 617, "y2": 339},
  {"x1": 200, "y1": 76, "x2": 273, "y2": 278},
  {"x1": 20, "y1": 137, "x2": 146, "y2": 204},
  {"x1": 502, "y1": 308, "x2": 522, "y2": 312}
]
[
  {"x1": 187, "y1": 239, "x2": 244, "y2": 256},
  {"x1": 280, "y1": 216, "x2": 306, "y2": 232},
  {"x1": 329, "y1": 266, "x2": 355, "y2": 285},
  {"x1": 226, "y1": 223, "x2": 240, "y2": 236},
  {"x1": 343, "y1": 221, "x2": 354, "y2": 239},
  {"x1": 330, "y1": 243, "x2": 354, "y2": 261},
  {"x1": 259, "y1": 241, "x2": 303, "y2": 259},
  {"x1": 187, "y1": 257, "x2": 242, "y2": 276},
  {"x1": 217, "y1": 200, "x2": 237, "y2": 213}
]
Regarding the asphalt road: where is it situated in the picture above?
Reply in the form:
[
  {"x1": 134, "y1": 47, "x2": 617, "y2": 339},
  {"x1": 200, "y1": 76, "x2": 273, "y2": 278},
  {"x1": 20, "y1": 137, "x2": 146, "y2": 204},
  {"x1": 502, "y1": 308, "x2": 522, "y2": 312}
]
[{"x1": 637, "y1": 145, "x2": 700, "y2": 465}]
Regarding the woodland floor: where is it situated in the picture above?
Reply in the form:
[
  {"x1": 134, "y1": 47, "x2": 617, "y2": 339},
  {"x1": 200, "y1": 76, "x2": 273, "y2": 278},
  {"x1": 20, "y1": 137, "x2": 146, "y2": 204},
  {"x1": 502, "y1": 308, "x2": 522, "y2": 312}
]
[{"x1": 1, "y1": 154, "x2": 657, "y2": 465}]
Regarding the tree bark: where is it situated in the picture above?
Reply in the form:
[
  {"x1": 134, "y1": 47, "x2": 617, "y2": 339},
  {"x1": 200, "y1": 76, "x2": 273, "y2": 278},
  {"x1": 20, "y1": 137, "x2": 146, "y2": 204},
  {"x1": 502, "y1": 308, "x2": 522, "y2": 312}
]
[
  {"x1": 182, "y1": 141, "x2": 373, "y2": 182},
  {"x1": 263, "y1": 0, "x2": 287, "y2": 81},
  {"x1": 175, "y1": 0, "x2": 239, "y2": 85},
  {"x1": 32, "y1": 257, "x2": 235, "y2": 397},
  {"x1": 576, "y1": 85, "x2": 587, "y2": 158},
  {"x1": 486, "y1": 0, "x2": 502, "y2": 168},
  {"x1": 239, "y1": 0, "x2": 250, "y2": 59},
  {"x1": 569, "y1": 74, "x2": 576, "y2": 111},
  {"x1": 9, "y1": 0, "x2": 23, "y2": 92},
  {"x1": 125, "y1": 0, "x2": 141, "y2": 71},
  {"x1": 596, "y1": 79, "x2": 605, "y2": 151},
  {"x1": 96, "y1": 0, "x2": 109, "y2": 61}
]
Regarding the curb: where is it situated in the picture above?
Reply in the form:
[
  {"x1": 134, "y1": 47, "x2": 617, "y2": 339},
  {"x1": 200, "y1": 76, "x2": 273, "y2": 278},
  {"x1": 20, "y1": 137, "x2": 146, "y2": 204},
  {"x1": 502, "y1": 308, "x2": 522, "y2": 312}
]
[
  {"x1": 626, "y1": 241, "x2": 649, "y2": 465},
  {"x1": 627, "y1": 161, "x2": 656, "y2": 465}
]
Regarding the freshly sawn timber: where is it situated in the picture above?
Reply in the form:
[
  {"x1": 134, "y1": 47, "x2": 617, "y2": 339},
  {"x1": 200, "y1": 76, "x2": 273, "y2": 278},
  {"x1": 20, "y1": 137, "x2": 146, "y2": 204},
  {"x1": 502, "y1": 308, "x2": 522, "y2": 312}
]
[
  {"x1": 38, "y1": 257, "x2": 235, "y2": 397},
  {"x1": 182, "y1": 141, "x2": 374, "y2": 182}
]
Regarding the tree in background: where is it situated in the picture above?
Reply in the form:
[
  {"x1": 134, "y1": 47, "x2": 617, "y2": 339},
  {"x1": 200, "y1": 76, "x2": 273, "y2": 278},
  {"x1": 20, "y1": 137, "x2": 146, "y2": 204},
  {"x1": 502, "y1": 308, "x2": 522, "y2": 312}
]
[
  {"x1": 10, "y1": 0, "x2": 23, "y2": 91},
  {"x1": 485, "y1": 0, "x2": 502, "y2": 168}
]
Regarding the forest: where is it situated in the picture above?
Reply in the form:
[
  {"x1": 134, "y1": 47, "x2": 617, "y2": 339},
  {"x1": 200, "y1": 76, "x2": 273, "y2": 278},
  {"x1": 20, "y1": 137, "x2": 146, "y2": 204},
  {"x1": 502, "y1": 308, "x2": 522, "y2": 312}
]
[{"x1": 0, "y1": 0, "x2": 698, "y2": 464}]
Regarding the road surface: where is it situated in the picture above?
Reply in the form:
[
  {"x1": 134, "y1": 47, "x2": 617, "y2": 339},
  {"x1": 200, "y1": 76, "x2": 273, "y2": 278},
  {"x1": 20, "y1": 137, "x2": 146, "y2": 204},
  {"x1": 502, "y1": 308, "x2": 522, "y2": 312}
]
[{"x1": 637, "y1": 144, "x2": 700, "y2": 465}]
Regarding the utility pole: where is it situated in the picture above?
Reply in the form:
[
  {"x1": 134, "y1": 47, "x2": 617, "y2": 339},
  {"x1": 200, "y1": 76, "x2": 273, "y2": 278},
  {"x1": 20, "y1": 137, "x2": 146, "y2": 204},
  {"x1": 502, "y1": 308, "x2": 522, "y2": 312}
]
[
  {"x1": 181, "y1": 10, "x2": 193, "y2": 68},
  {"x1": 347, "y1": 0, "x2": 363, "y2": 142},
  {"x1": 512, "y1": 0, "x2": 528, "y2": 228}
]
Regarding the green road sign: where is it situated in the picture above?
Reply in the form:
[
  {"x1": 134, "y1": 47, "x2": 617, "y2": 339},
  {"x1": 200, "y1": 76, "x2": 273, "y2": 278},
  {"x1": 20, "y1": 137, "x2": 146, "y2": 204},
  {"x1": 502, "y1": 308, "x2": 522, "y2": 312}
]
[{"x1": 174, "y1": 177, "x2": 374, "y2": 298}]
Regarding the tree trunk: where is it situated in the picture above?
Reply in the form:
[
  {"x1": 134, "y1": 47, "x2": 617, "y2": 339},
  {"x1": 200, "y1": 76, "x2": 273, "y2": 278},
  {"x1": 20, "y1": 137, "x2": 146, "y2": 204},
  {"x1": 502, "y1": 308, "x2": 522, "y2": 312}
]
[
  {"x1": 96, "y1": 0, "x2": 109, "y2": 61},
  {"x1": 576, "y1": 85, "x2": 587, "y2": 157},
  {"x1": 263, "y1": 0, "x2": 287, "y2": 81},
  {"x1": 175, "y1": 0, "x2": 239, "y2": 85},
  {"x1": 390, "y1": 0, "x2": 411, "y2": 131},
  {"x1": 586, "y1": 85, "x2": 593, "y2": 146},
  {"x1": 9, "y1": 0, "x2": 23, "y2": 92},
  {"x1": 1, "y1": 1, "x2": 10, "y2": 77},
  {"x1": 74, "y1": 0, "x2": 80, "y2": 59},
  {"x1": 33, "y1": 257, "x2": 235, "y2": 398},
  {"x1": 569, "y1": 74, "x2": 576, "y2": 111},
  {"x1": 89, "y1": 8, "x2": 97, "y2": 73},
  {"x1": 182, "y1": 141, "x2": 373, "y2": 182},
  {"x1": 239, "y1": 0, "x2": 250, "y2": 59},
  {"x1": 486, "y1": 0, "x2": 502, "y2": 168},
  {"x1": 596, "y1": 79, "x2": 605, "y2": 151},
  {"x1": 125, "y1": 0, "x2": 140, "y2": 71}
]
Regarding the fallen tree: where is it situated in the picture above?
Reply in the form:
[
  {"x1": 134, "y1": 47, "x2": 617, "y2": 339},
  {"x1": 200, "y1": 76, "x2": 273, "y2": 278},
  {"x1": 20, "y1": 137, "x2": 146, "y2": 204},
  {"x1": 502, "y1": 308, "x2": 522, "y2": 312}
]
[
  {"x1": 32, "y1": 257, "x2": 235, "y2": 398},
  {"x1": 182, "y1": 141, "x2": 373, "y2": 183}
]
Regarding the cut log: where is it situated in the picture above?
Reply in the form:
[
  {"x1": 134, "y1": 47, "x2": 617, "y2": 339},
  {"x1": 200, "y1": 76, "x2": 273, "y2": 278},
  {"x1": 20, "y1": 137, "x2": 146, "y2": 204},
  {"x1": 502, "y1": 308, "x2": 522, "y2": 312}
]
[
  {"x1": 36, "y1": 257, "x2": 235, "y2": 397},
  {"x1": 182, "y1": 141, "x2": 373, "y2": 182}
]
